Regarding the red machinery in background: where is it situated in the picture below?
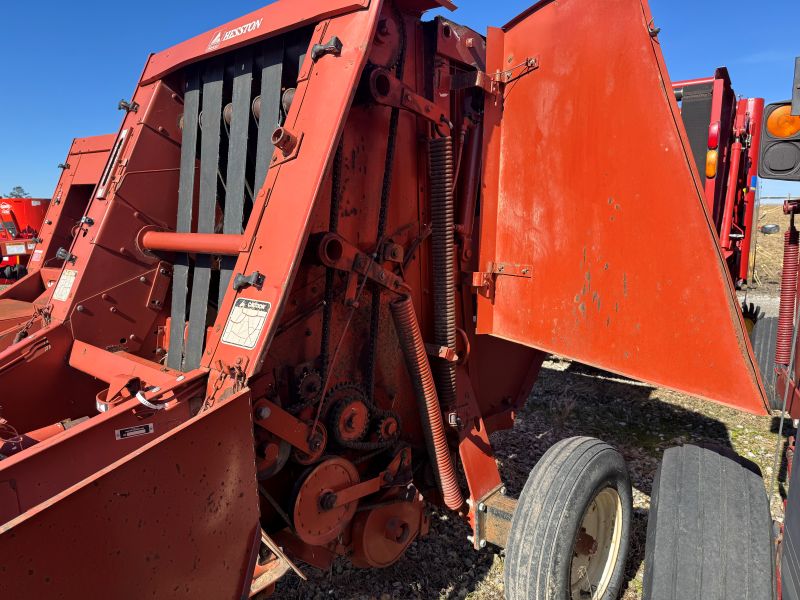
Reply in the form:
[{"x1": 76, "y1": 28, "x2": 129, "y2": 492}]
[
  {"x1": 673, "y1": 68, "x2": 764, "y2": 287},
  {"x1": 0, "y1": 197, "x2": 48, "y2": 283},
  {"x1": 0, "y1": 134, "x2": 114, "y2": 349}
]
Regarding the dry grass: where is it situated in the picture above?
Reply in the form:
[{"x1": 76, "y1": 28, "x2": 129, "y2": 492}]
[{"x1": 750, "y1": 204, "x2": 791, "y2": 291}]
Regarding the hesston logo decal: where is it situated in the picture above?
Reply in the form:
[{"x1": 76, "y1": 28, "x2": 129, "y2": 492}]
[{"x1": 207, "y1": 18, "x2": 263, "y2": 52}]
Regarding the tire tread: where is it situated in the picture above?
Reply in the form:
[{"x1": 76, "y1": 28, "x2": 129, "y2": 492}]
[
  {"x1": 505, "y1": 436, "x2": 632, "y2": 600},
  {"x1": 642, "y1": 445, "x2": 773, "y2": 600}
]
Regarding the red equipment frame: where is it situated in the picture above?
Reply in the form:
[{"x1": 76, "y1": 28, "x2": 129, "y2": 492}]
[
  {"x1": 0, "y1": 0, "x2": 771, "y2": 596},
  {"x1": 0, "y1": 134, "x2": 114, "y2": 350},
  {"x1": 672, "y1": 68, "x2": 765, "y2": 286},
  {"x1": 0, "y1": 197, "x2": 48, "y2": 283}
]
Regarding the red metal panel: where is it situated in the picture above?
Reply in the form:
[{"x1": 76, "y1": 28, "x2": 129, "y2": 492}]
[
  {"x1": 70, "y1": 135, "x2": 116, "y2": 186},
  {"x1": 201, "y1": 3, "x2": 384, "y2": 378},
  {"x1": 739, "y1": 97, "x2": 764, "y2": 282},
  {"x1": 479, "y1": 0, "x2": 768, "y2": 414},
  {"x1": 0, "y1": 388, "x2": 259, "y2": 599},
  {"x1": 141, "y1": 0, "x2": 371, "y2": 84}
]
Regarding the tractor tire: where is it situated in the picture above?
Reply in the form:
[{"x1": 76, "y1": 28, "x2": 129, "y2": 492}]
[
  {"x1": 642, "y1": 444, "x2": 774, "y2": 600},
  {"x1": 504, "y1": 437, "x2": 632, "y2": 600},
  {"x1": 751, "y1": 316, "x2": 779, "y2": 410}
]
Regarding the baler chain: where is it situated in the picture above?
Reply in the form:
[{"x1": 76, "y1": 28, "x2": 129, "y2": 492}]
[
  {"x1": 325, "y1": 382, "x2": 401, "y2": 451},
  {"x1": 320, "y1": 142, "x2": 344, "y2": 387},
  {"x1": 365, "y1": 0, "x2": 408, "y2": 404}
]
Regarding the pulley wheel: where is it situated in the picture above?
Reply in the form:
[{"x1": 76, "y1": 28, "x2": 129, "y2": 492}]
[
  {"x1": 292, "y1": 457, "x2": 360, "y2": 546},
  {"x1": 351, "y1": 500, "x2": 424, "y2": 568}
]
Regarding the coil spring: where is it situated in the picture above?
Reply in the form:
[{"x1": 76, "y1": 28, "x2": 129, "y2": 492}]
[
  {"x1": 776, "y1": 226, "x2": 799, "y2": 366},
  {"x1": 429, "y1": 136, "x2": 457, "y2": 408},
  {"x1": 390, "y1": 295, "x2": 463, "y2": 510}
]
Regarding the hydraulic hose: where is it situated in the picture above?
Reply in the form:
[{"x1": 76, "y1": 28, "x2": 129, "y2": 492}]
[
  {"x1": 429, "y1": 136, "x2": 457, "y2": 409},
  {"x1": 390, "y1": 295, "x2": 463, "y2": 510}
]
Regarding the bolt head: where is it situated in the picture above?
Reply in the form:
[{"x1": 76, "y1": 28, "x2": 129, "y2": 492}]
[
  {"x1": 479, "y1": 539, "x2": 487, "y2": 549},
  {"x1": 255, "y1": 406, "x2": 271, "y2": 421},
  {"x1": 478, "y1": 502, "x2": 487, "y2": 513}
]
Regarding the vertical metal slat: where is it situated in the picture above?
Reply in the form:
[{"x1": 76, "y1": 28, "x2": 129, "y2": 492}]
[
  {"x1": 167, "y1": 69, "x2": 200, "y2": 371},
  {"x1": 254, "y1": 40, "x2": 284, "y2": 196},
  {"x1": 219, "y1": 50, "x2": 253, "y2": 305},
  {"x1": 184, "y1": 60, "x2": 224, "y2": 371}
]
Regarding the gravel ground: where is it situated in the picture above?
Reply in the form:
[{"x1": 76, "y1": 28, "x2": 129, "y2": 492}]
[
  {"x1": 272, "y1": 357, "x2": 786, "y2": 600},
  {"x1": 272, "y1": 205, "x2": 789, "y2": 599},
  {"x1": 4, "y1": 207, "x2": 787, "y2": 599}
]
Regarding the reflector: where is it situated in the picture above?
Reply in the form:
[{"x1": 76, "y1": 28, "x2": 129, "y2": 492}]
[
  {"x1": 767, "y1": 105, "x2": 800, "y2": 139},
  {"x1": 708, "y1": 121, "x2": 720, "y2": 149},
  {"x1": 706, "y1": 149, "x2": 718, "y2": 178}
]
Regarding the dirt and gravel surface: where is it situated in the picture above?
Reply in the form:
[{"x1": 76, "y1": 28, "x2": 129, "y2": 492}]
[
  {"x1": 273, "y1": 358, "x2": 786, "y2": 600},
  {"x1": 2, "y1": 207, "x2": 789, "y2": 599},
  {"x1": 272, "y1": 205, "x2": 791, "y2": 600}
]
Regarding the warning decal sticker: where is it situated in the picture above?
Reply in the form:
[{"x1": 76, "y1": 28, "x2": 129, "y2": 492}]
[
  {"x1": 221, "y1": 298, "x2": 271, "y2": 349},
  {"x1": 53, "y1": 269, "x2": 78, "y2": 302}
]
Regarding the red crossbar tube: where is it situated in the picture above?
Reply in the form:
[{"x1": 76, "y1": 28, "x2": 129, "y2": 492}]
[{"x1": 140, "y1": 231, "x2": 244, "y2": 255}]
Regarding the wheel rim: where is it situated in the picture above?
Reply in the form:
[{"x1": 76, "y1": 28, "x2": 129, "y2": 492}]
[{"x1": 569, "y1": 487, "x2": 623, "y2": 599}]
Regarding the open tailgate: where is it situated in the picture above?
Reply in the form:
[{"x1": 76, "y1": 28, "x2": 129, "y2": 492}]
[{"x1": 477, "y1": 0, "x2": 769, "y2": 414}]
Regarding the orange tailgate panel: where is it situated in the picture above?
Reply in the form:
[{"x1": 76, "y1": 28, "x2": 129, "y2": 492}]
[
  {"x1": 478, "y1": 0, "x2": 768, "y2": 414},
  {"x1": 0, "y1": 389, "x2": 260, "y2": 599}
]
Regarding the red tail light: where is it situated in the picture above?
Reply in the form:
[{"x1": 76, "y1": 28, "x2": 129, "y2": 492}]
[{"x1": 708, "y1": 121, "x2": 720, "y2": 149}]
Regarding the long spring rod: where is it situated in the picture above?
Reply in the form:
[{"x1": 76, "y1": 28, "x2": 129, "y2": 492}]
[
  {"x1": 429, "y1": 136, "x2": 457, "y2": 409},
  {"x1": 390, "y1": 295, "x2": 463, "y2": 510},
  {"x1": 776, "y1": 220, "x2": 799, "y2": 366}
]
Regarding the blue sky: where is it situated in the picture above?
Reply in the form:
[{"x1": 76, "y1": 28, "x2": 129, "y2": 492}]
[{"x1": 0, "y1": 0, "x2": 798, "y2": 200}]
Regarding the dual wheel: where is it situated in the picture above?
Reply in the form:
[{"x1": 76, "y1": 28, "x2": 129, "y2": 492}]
[
  {"x1": 504, "y1": 439, "x2": 775, "y2": 599},
  {"x1": 505, "y1": 437, "x2": 632, "y2": 600}
]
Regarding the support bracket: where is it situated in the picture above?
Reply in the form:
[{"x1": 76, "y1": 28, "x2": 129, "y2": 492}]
[
  {"x1": 317, "y1": 233, "x2": 407, "y2": 300},
  {"x1": 369, "y1": 68, "x2": 450, "y2": 127},
  {"x1": 473, "y1": 485, "x2": 517, "y2": 549},
  {"x1": 471, "y1": 262, "x2": 532, "y2": 300}
]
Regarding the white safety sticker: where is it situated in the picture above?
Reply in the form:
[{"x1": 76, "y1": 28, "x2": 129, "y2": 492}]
[
  {"x1": 221, "y1": 298, "x2": 271, "y2": 349},
  {"x1": 115, "y1": 423, "x2": 154, "y2": 440},
  {"x1": 31, "y1": 200, "x2": 41, "y2": 206},
  {"x1": 53, "y1": 269, "x2": 78, "y2": 301},
  {"x1": 31, "y1": 250, "x2": 43, "y2": 262}
]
